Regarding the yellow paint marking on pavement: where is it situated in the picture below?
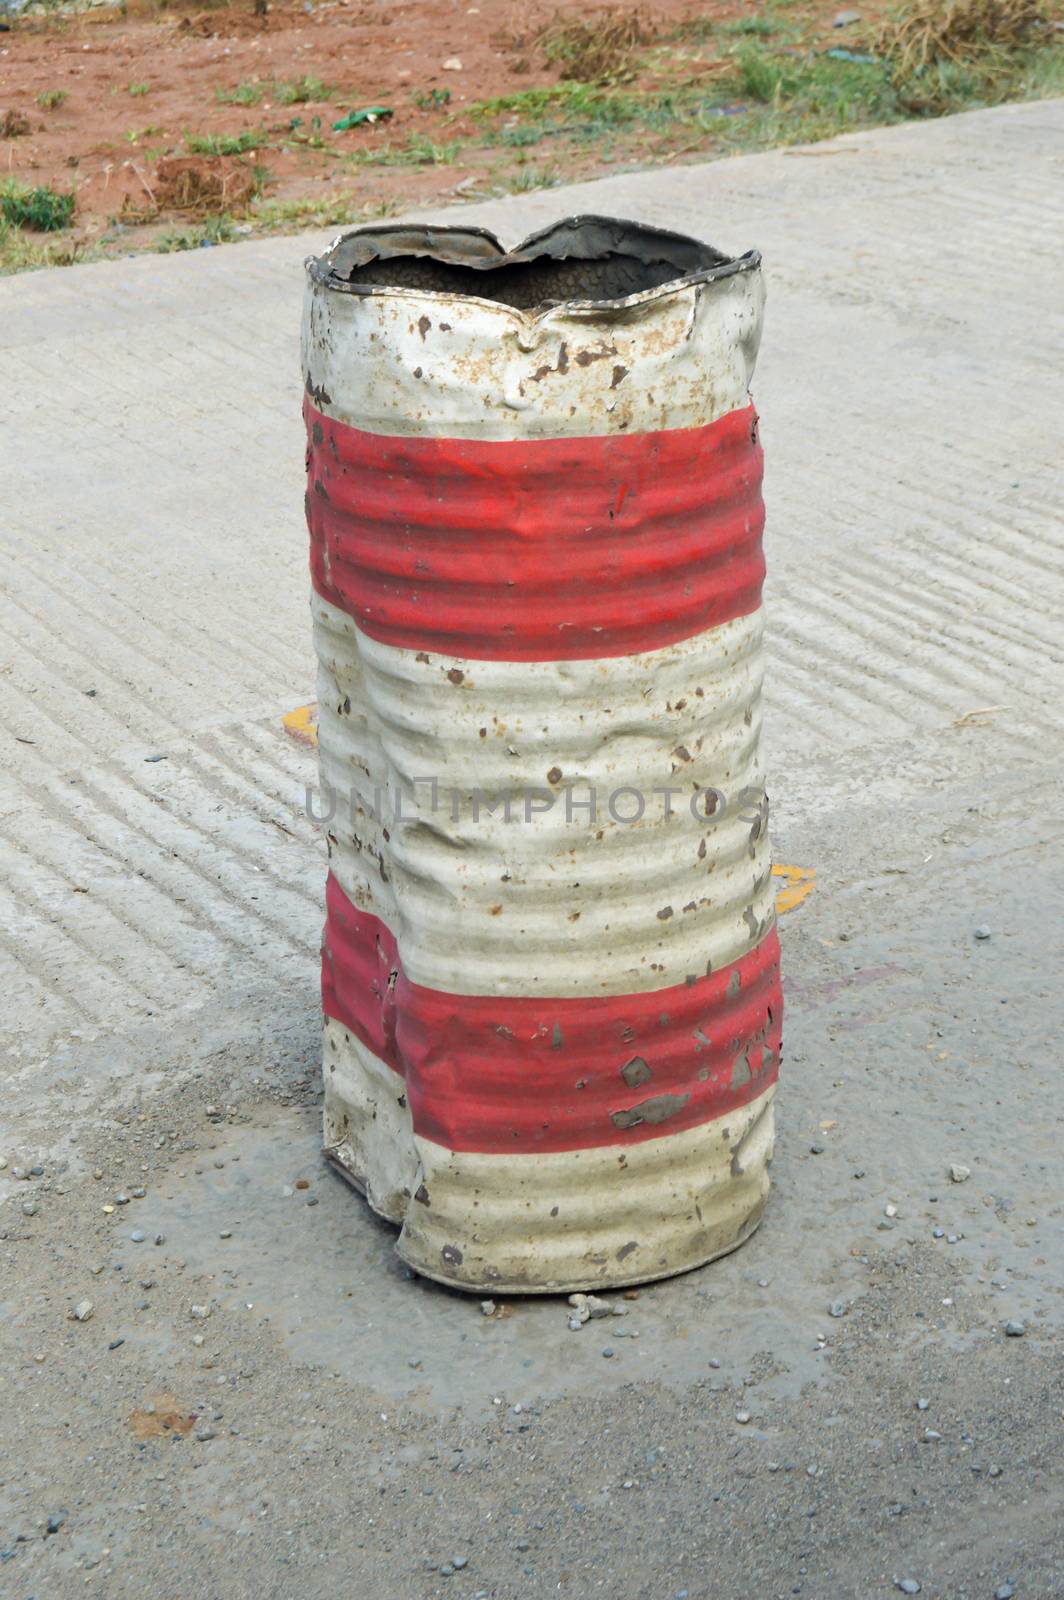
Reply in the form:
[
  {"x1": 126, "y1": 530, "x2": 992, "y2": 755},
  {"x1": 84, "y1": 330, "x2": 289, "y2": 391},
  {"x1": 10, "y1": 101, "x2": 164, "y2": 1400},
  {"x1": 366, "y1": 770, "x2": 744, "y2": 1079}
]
[
  {"x1": 282, "y1": 703, "x2": 319, "y2": 747},
  {"x1": 773, "y1": 864, "x2": 816, "y2": 914}
]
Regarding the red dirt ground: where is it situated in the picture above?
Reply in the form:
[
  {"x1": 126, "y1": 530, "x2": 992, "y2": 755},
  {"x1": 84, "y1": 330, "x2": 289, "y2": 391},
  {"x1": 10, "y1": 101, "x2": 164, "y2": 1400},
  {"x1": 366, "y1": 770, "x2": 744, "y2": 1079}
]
[{"x1": 0, "y1": 0, "x2": 887, "y2": 257}]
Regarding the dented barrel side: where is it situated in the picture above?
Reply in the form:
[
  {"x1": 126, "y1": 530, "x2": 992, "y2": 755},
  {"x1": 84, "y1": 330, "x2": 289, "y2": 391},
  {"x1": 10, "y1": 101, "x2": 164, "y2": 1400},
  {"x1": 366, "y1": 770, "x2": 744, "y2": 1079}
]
[{"x1": 302, "y1": 219, "x2": 781, "y2": 1292}]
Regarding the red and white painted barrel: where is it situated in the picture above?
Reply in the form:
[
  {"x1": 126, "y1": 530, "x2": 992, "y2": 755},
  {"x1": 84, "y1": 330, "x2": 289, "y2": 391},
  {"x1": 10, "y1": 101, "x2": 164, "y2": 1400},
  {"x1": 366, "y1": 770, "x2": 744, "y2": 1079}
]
[{"x1": 302, "y1": 218, "x2": 781, "y2": 1292}]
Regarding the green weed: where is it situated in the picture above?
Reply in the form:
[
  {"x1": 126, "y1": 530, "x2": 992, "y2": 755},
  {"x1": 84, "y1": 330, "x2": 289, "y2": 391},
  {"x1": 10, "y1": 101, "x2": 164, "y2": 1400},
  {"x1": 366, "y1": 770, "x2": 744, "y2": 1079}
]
[
  {"x1": 185, "y1": 129, "x2": 265, "y2": 156},
  {"x1": 0, "y1": 181, "x2": 75, "y2": 232}
]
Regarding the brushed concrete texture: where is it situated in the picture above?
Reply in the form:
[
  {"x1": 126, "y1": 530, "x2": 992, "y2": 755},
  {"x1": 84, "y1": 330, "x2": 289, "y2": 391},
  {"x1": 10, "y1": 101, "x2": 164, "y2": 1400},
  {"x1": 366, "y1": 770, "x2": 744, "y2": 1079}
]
[{"x1": 1, "y1": 101, "x2": 1062, "y2": 1598}]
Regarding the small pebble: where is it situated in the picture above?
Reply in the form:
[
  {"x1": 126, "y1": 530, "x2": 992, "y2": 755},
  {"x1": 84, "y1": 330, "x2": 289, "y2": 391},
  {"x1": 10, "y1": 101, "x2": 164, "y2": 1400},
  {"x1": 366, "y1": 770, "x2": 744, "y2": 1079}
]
[
  {"x1": 601, "y1": 1347, "x2": 614, "y2": 1359},
  {"x1": 480, "y1": 1300, "x2": 496, "y2": 1317},
  {"x1": 306, "y1": 1194, "x2": 319, "y2": 1206},
  {"x1": 72, "y1": 1300, "x2": 94, "y2": 1322},
  {"x1": 916, "y1": 1398, "x2": 929, "y2": 1411},
  {"x1": 1005, "y1": 1321, "x2": 1025, "y2": 1337},
  {"x1": 219, "y1": 1230, "x2": 232, "y2": 1240},
  {"x1": 130, "y1": 1230, "x2": 145, "y2": 1243},
  {"x1": 949, "y1": 1163, "x2": 971, "y2": 1183},
  {"x1": 108, "y1": 1338, "x2": 124, "y2": 1351},
  {"x1": 452, "y1": 1556, "x2": 468, "y2": 1571},
  {"x1": 828, "y1": 1300, "x2": 846, "y2": 1319},
  {"x1": 974, "y1": 924, "x2": 991, "y2": 940},
  {"x1": 809, "y1": 1142, "x2": 825, "y2": 1155},
  {"x1": 735, "y1": 1410, "x2": 751, "y2": 1424},
  {"x1": 195, "y1": 1426, "x2": 217, "y2": 1442},
  {"x1": 833, "y1": 8, "x2": 861, "y2": 24},
  {"x1": 932, "y1": 1227, "x2": 945, "y2": 1239},
  {"x1": 21, "y1": 1200, "x2": 39, "y2": 1217},
  {"x1": 995, "y1": 1586, "x2": 1015, "y2": 1600},
  {"x1": 896, "y1": 1582, "x2": 921, "y2": 1596}
]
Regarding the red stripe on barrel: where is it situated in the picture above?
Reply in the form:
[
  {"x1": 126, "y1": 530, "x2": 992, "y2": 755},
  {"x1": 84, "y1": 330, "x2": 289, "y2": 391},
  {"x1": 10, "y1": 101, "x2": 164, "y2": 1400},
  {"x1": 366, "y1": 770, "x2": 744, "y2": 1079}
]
[
  {"x1": 305, "y1": 400, "x2": 765, "y2": 662},
  {"x1": 322, "y1": 874, "x2": 781, "y2": 1155}
]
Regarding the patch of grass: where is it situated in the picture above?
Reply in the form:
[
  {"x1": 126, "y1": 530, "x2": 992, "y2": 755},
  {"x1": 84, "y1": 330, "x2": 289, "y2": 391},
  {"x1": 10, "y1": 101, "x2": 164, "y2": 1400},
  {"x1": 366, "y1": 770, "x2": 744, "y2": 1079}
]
[
  {"x1": 275, "y1": 76, "x2": 333, "y2": 105},
  {"x1": 349, "y1": 132, "x2": 465, "y2": 167},
  {"x1": 874, "y1": 0, "x2": 1051, "y2": 73},
  {"x1": 249, "y1": 191, "x2": 398, "y2": 232},
  {"x1": 0, "y1": 221, "x2": 90, "y2": 273},
  {"x1": 156, "y1": 213, "x2": 238, "y2": 252},
  {"x1": 185, "y1": 128, "x2": 265, "y2": 156},
  {"x1": 526, "y1": 7, "x2": 656, "y2": 84},
  {"x1": 412, "y1": 87, "x2": 451, "y2": 110},
  {"x1": 129, "y1": 82, "x2": 150, "y2": 97},
  {"x1": 0, "y1": 181, "x2": 75, "y2": 232},
  {"x1": 472, "y1": 82, "x2": 687, "y2": 145},
  {"x1": 216, "y1": 81, "x2": 265, "y2": 106},
  {"x1": 36, "y1": 89, "x2": 68, "y2": 110},
  {"x1": 722, "y1": 16, "x2": 777, "y2": 36},
  {"x1": 500, "y1": 160, "x2": 560, "y2": 192}
]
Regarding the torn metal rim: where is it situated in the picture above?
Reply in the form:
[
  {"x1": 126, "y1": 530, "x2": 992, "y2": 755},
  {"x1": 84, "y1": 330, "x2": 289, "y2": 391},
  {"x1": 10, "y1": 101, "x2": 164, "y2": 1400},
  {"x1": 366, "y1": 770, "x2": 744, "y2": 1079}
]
[{"x1": 305, "y1": 213, "x2": 761, "y2": 319}]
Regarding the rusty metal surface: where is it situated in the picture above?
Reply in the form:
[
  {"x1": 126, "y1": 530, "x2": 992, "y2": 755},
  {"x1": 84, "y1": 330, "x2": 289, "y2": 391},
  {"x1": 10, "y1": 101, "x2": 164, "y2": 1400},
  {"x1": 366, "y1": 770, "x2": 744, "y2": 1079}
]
[{"x1": 303, "y1": 216, "x2": 764, "y2": 441}]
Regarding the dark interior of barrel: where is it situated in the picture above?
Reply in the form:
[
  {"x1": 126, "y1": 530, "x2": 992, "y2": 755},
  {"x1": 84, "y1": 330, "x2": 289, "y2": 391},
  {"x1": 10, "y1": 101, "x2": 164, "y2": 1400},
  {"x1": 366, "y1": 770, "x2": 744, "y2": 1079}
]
[
  {"x1": 345, "y1": 252, "x2": 691, "y2": 309},
  {"x1": 324, "y1": 218, "x2": 733, "y2": 311}
]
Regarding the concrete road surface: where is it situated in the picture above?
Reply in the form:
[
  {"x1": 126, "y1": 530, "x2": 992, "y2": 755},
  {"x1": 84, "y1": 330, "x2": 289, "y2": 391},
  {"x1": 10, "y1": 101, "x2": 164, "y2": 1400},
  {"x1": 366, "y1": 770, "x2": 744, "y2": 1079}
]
[{"x1": 1, "y1": 100, "x2": 1063, "y2": 1598}]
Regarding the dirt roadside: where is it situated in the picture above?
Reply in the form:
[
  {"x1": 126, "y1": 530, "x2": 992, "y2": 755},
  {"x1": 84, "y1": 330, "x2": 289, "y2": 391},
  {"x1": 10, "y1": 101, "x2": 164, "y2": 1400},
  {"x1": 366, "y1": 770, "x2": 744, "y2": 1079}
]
[{"x1": 2, "y1": 0, "x2": 895, "y2": 264}]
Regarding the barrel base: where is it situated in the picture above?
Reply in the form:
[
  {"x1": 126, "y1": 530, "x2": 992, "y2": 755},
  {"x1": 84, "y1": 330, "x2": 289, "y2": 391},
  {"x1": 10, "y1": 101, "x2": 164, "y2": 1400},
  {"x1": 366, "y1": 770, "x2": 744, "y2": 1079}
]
[{"x1": 322, "y1": 1018, "x2": 774, "y2": 1294}]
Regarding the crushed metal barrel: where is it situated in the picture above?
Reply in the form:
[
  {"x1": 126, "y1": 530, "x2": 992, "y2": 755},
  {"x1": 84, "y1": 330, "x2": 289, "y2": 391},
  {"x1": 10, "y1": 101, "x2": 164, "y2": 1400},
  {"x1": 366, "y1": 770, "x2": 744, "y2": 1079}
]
[{"x1": 301, "y1": 215, "x2": 781, "y2": 1292}]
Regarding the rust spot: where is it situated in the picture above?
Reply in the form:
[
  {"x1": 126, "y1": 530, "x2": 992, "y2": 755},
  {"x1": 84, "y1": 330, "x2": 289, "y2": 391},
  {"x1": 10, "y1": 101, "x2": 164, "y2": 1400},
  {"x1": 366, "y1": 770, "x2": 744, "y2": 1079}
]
[
  {"x1": 447, "y1": 668, "x2": 465, "y2": 685},
  {"x1": 616, "y1": 1240, "x2": 638, "y2": 1261},
  {"x1": 414, "y1": 1183, "x2": 431, "y2": 1206},
  {"x1": 313, "y1": 478, "x2": 330, "y2": 501},
  {"x1": 417, "y1": 315, "x2": 431, "y2": 340},
  {"x1": 611, "y1": 364, "x2": 629, "y2": 389},
  {"x1": 672, "y1": 745, "x2": 692, "y2": 764},
  {"x1": 550, "y1": 1204, "x2": 559, "y2": 1217},
  {"x1": 439, "y1": 321, "x2": 452, "y2": 332},
  {"x1": 441, "y1": 1243, "x2": 463, "y2": 1266},
  {"x1": 551, "y1": 1022, "x2": 564, "y2": 1049},
  {"x1": 311, "y1": 420, "x2": 324, "y2": 446},
  {"x1": 547, "y1": 766, "x2": 562, "y2": 785},
  {"x1": 413, "y1": 365, "x2": 423, "y2": 379},
  {"x1": 621, "y1": 1056, "x2": 652, "y2": 1089},
  {"x1": 656, "y1": 906, "x2": 674, "y2": 921},
  {"x1": 611, "y1": 1092, "x2": 690, "y2": 1130},
  {"x1": 129, "y1": 1395, "x2": 196, "y2": 1441},
  {"x1": 697, "y1": 838, "x2": 707, "y2": 861},
  {"x1": 727, "y1": 970, "x2": 742, "y2": 999}
]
